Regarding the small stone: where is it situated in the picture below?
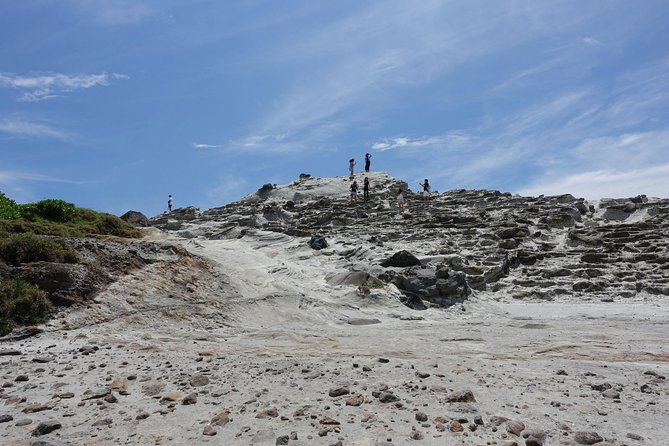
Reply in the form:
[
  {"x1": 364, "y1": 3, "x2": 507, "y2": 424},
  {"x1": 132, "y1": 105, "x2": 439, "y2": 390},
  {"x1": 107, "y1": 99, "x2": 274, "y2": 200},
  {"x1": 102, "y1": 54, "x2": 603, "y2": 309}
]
[
  {"x1": 328, "y1": 386, "x2": 350, "y2": 397},
  {"x1": 319, "y1": 417, "x2": 340, "y2": 425},
  {"x1": 556, "y1": 369, "x2": 568, "y2": 375},
  {"x1": 474, "y1": 415, "x2": 484, "y2": 425},
  {"x1": 415, "y1": 411, "x2": 428, "y2": 422},
  {"x1": 32, "y1": 420, "x2": 62, "y2": 436},
  {"x1": 135, "y1": 411, "x2": 150, "y2": 420},
  {"x1": 103, "y1": 394, "x2": 117, "y2": 404},
  {"x1": 23, "y1": 403, "x2": 51, "y2": 413},
  {"x1": 15, "y1": 375, "x2": 29, "y2": 382},
  {"x1": 445, "y1": 390, "x2": 475, "y2": 403},
  {"x1": 211, "y1": 411, "x2": 230, "y2": 426},
  {"x1": 602, "y1": 389, "x2": 620, "y2": 399},
  {"x1": 345, "y1": 394, "x2": 364, "y2": 406},
  {"x1": 574, "y1": 431, "x2": 604, "y2": 445},
  {"x1": 182, "y1": 393, "x2": 197, "y2": 405},
  {"x1": 203, "y1": 425, "x2": 217, "y2": 436},
  {"x1": 30, "y1": 438, "x2": 71, "y2": 446},
  {"x1": 0, "y1": 414, "x2": 14, "y2": 423},
  {"x1": 506, "y1": 420, "x2": 525, "y2": 436},
  {"x1": 190, "y1": 373, "x2": 210, "y2": 387},
  {"x1": 626, "y1": 433, "x2": 643, "y2": 441},
  {"x1": 256, "y1": 408, "x2": 279, "y2": 418},
  {"x1": 489, "y1": 415, "x2": 509, "y2": 426},
  {"x1": 410, "y1": 431, "x2": 425, "y2": 440},
  {"x1": 378, "y1": 391, "x2": 399, "y2": 403},
  {"x1": 32, "y1": 357, "x2": 52, "y2": 363},
  {"x1": 92, "y1": 418, "x2": 112, "y2": 427},
  {"x1": 81, "y1": 388, "x2": 111, "y2": 400},
  {"x1": 450, "y1": 420, "x2": 463, "y2": 432},
  {"x1": 16, "y1": 418, "x2": 33, "y2": 426},
  {"x1": 141, "y1": 380, "x2": 165, "y2": 396},
  {"x1": 276, "y1": 435, "x2": 289, "y2": 445},
  {"x1": 378, "y1": 358, "x2": 390, "y2": 363},
  {"x1": 415, "y1": 371, "x2": 430, "y2": 379}
]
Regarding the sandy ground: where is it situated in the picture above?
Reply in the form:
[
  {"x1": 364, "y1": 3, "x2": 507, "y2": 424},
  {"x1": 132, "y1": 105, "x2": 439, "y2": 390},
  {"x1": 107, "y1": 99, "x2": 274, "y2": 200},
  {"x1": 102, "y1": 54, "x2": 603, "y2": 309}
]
[{"x1": 1, "y1": 230, "x2": 668, "y2": 445}]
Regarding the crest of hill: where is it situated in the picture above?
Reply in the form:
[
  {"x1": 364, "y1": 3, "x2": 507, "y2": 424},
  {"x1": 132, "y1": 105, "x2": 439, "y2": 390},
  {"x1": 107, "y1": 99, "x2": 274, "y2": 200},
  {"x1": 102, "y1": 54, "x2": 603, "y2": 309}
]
[{"x1": 243, "y1": 171, "x2": 406, "y2": 204}]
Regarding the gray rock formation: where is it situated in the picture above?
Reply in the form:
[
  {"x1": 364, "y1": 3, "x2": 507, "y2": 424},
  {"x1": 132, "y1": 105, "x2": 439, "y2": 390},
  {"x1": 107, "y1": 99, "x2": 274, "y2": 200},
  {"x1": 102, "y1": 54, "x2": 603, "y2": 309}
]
[{"x1": 147, "y1": 172, "x2": 669, "y2": 308}]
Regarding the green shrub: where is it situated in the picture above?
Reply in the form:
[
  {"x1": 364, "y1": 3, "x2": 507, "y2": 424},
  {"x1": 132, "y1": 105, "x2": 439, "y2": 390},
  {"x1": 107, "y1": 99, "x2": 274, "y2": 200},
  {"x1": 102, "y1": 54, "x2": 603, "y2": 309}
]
[
  {"x1": 20, "y1": 199, "x2": 76, "y2": 222},
  {"x1": 0, "y1": 233, "x2": 78, "y2": 266},
  {"x1": 95, "y1": 214, "x2": 142, "y2": 238},
  {"x1": 0, "y1": 191, "x2": 20, "y2": 219},
  {"x1": 0, "y1": 279, "x2": 52, "y2": 336}
]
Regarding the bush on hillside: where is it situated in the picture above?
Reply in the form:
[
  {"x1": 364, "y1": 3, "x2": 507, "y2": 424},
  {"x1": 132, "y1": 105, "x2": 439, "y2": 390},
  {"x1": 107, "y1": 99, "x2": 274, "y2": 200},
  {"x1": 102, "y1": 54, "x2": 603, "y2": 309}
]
[
  {"x1": 0, "y1": 191, "x2": 142, "y2": 238},
  {"x1": 0, "y1": 191, "x2": 20, "y2": 219},
  {"x1": 95, "y1": 213, "x2": 142, "y2": 238},
  {"x1": 20, "y1": 199, "x2": 76, "y2": 222},
  {"x1": 0, "y1": 233, "x2": 78, "y2": 266},
  {"x1": 0, "y1": 279, "x2": 52, "y2": 336}
]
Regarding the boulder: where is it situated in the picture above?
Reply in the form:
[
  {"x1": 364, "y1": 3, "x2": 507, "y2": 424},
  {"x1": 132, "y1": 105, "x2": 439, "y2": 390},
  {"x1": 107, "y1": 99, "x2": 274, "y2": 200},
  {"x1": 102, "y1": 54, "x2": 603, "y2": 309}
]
[
  {"x1": 381, "y1": 250, "x2": 421, "y2": 267},
  {"x1": 308, "y1": 235, "x2": 328, "y2": 250},
  {"x1": 120, "y1": 210, "x2": 149, "y2": 227}
]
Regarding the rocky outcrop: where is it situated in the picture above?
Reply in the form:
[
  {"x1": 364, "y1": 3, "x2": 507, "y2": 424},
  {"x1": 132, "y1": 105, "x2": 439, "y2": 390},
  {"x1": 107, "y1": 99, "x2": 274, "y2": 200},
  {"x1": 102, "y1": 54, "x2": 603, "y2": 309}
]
[
  {"x1": 144, "y1": 172, "x2": 669, "y2": 309},
  {"x1": 120, "y1": 210, "x2": 149, "y2": 227}
]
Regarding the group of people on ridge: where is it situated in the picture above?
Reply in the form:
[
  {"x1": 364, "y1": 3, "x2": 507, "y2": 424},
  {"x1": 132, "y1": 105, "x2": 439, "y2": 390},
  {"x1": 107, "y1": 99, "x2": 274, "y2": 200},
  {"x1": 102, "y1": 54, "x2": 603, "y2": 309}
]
[{"x1": 348, "y1": 153, "x2": 431, "y2": 210}]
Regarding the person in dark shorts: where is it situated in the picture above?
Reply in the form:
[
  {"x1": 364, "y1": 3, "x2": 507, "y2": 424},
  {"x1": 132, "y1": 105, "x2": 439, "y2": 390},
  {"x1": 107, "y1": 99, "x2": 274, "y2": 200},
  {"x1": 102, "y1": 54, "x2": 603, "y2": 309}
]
[
  {"x1": 168, "y1": 194, "x2": 173, "y2": 212},
  {"x1": 364, "y1": 153, "x2": 372, "y2": 172},
  {"x1": 363, "y1": 176, "x2": 370, "y2": 201},
  {"x1": 350, "y1": 180, "x2": 359, "y2": 202}
]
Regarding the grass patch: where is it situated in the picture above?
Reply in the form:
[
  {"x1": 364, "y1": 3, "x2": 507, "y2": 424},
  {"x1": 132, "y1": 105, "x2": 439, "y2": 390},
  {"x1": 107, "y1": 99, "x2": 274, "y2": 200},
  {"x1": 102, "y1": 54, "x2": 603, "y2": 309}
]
[
  {"x1": 0, "y1": 192, "x2": 142, "y2": 238},
  {"x1": 0, "y1": 233, "x2": 78, "y2": 266},
  {"x1": 0, "y1": 279, "x2": 52, "y2": 336}
]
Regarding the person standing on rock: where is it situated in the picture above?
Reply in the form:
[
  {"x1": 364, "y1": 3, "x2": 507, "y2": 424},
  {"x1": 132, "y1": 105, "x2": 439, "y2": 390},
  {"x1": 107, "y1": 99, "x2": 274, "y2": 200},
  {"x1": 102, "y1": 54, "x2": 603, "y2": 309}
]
[
  {"x1": 419, "y1": 179, "x2": 431, "y2": 200},
  {"x1": 364, "y1": 153, "x2": 372, "y2": 172},
  {"x1": 350, "y1": 180, "x2": 359, "y2": 203},
  {"x1": 168, "y1": 194, "x2": 173, "y2": 212},
  {"x1": 363, "y1": 176, "x2": 370, "y2": 202},
  {"x1": 397, "y1": 187, "x2": 405, "y2": 211},
  {"x1": 349, "y1": 158, "x2": 356, "y2": 178}
]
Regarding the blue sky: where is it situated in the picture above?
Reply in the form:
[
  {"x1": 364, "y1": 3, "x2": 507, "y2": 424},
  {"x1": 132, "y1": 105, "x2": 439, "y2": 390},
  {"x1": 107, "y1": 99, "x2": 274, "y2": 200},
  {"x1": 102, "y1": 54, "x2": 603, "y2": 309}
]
[{"x1": 1, "y1": 1, "x2": 668, "y2": 216}]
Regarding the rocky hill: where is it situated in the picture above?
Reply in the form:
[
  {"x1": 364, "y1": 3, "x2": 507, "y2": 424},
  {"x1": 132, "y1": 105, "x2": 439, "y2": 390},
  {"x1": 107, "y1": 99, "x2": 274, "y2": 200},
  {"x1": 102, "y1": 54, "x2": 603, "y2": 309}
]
[
  {"x1": 151, "y1": 171, "x2": 669, "y2": 308},
  {"x1": 1, "y1": 172, "x2": 668, "y2": 446}
]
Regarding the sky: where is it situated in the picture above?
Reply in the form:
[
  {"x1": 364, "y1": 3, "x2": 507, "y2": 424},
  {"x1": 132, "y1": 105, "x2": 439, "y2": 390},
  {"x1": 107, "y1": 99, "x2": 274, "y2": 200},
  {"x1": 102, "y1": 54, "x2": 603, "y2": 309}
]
[{"x1": 1, "y1": 1, "x2": 669, "y2": 216}]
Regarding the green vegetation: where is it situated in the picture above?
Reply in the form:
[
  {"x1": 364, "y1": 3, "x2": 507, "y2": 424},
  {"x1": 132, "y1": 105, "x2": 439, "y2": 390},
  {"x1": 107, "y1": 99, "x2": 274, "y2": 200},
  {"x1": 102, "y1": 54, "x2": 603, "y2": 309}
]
[
  {"x1": 0, "y1": 279, "x2": 52, "y2": 336},
  {"x1": 0, "y1": 192, "x2": 141, "y2": 238},
  {"x1": 359, "y1": 276, "x2": 385, "y2": 295},
  {"x1": 0, "y1": 233, "x2": 78, "y2": 266},
  {"x1": 0, "y1": 190, "x2": 142, "y2": 335}
]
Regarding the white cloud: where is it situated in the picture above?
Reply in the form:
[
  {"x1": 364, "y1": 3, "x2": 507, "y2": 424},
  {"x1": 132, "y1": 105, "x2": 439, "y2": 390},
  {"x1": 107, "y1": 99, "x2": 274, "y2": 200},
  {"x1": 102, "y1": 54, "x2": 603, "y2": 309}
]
[
  {"x1": 0, "y1": 72, "x2": 129, "y2": 102},
  {"x1": 0, "y1": 118, "x2": 71, "y2": 140},
  {"x1": 582, "y1": 37, "x2": 601, "y2": 45},
  {"x1": 517, "y1": 164, "x2": 669, "y2": 199},
  {"x1": 371, "y1": 133, "x2": 473, "y2": 152},
  {"x1": 192, "y1": 142, "x2": 222, "y2": 149}
]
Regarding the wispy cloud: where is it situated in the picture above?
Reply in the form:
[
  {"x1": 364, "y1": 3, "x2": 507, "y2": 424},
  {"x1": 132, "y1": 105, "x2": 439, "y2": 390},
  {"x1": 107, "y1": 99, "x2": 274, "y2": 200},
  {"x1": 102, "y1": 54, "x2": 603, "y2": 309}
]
[
  {"x1": 192, "y1": 142, "x2": 222, "y2": 149},
  {"x1": 371, "y1": 133, "x2": 473, "y2": 152},
  {"x1": 73, "y1": 0, "x2": 158, "y2": 25},
  {"x1": 0, "y1": 72, "x2": 128, "y2": 102},
  {"x1": 227, "y1": 2, "x2": 561, "y2": 153},
  {"x1": 0, "y1": 118, "x2": 72, "y2": 140}
]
